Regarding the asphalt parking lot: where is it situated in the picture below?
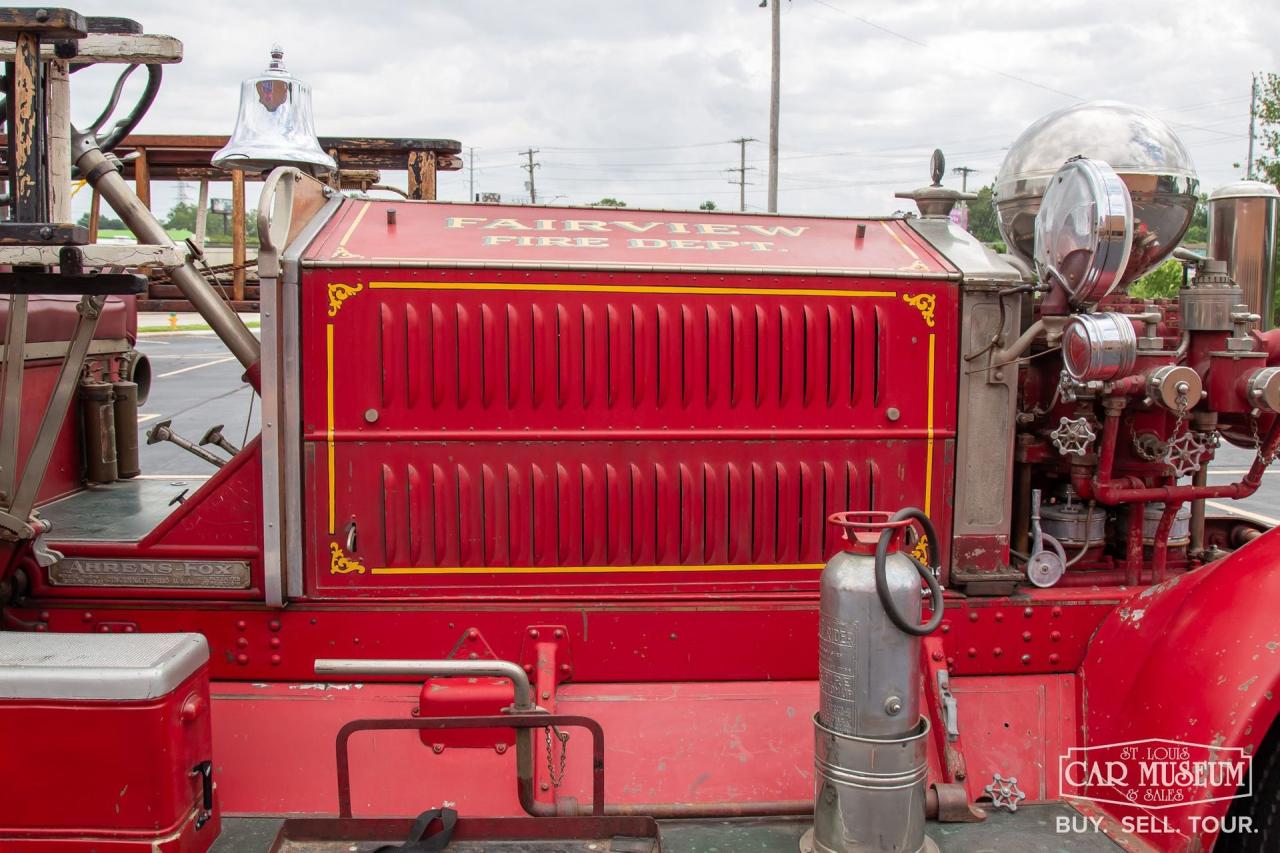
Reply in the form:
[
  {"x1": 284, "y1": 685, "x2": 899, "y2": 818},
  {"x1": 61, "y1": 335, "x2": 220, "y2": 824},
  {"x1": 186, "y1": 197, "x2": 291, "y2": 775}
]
[{"x1": 134, "y1": 330, "x2": 1280, "y2": 529}]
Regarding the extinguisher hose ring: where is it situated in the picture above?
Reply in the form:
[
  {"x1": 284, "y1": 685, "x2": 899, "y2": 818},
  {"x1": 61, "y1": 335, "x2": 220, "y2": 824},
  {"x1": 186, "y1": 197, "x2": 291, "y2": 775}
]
[{"x1": 875, "y1": 507, "x2": 945, "y2": 636}]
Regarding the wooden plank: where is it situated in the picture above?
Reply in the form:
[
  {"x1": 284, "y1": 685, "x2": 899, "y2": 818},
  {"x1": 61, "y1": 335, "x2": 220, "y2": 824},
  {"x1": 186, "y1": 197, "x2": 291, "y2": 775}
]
[
  {"x1": 0, "y1": 33, "x2": 183, "y2": 64},
  {"x1": 138, "y1": 299, "x2": 259, "y2": 313},
  {"x1": 194, "y1": 178, "x2": 209, "y2": 250},
  {"x1": 0, "y1": 244, "x2": 184, "y2": 268},
  {"x1": 407, "y1": 150, "x2": 437, "y2": 201},
  {"x1": 46, "y1": 59, "x2": 71, "y2": 223},
  {"x1": 7, "y1": 31, "x2": 44, "y2": 222},
  {"x1": 0, "y1": 8, "x2": 87, "y2": 39},
  {"x1": 134, "y1": 147, "x2": 151, "y2": 208},
  {"x1": 231, "y1": 170, "x2": 246, "y2": 303}
]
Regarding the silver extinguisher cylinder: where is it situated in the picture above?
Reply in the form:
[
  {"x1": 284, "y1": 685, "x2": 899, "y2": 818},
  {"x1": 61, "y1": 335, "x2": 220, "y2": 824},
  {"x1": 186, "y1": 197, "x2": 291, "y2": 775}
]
[
  {"x1": 805, "y1": 510, "x2": 935, "y2": 853},
  {"x1": 818, "y1": 516, "x2": 922, "y2": 739}
]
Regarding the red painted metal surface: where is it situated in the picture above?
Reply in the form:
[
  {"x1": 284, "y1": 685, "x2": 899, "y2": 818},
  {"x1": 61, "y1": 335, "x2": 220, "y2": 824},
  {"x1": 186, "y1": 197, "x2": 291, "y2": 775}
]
[
  {"x1": 0, "y1": 669, "x2": 218, "y2": 851},
  {"x1": 304, "y1": 201, "x2": 956, "y2": 277},
  {"x1": 1080, "y1": 528, "x2": 1280, "y2": 851},
  {"x1": 9, "y1": 586, "x2": 1124, "y2": 683},
  {"x1": 303, "y1": 265, "x2": 957, "y2": 595}
]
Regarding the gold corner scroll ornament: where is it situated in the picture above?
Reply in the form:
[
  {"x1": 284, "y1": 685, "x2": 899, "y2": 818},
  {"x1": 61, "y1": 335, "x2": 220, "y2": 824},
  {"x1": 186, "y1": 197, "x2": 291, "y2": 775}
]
[
  {"x1": 910, "y1": 534, "x2": 930, "y2": 564},
  {"x1": 329, "y1": 541, "x2": 366, "y2": 574},
  {"x1": 902, "y1": 292, "x2": 937, "y2": 328},
  {"x1": 327, "y1": 282, "x2": 363, "y2": 317}
]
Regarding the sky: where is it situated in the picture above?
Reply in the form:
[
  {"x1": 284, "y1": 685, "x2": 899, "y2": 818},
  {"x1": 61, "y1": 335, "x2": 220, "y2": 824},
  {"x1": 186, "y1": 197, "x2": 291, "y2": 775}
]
[{"x1": 65, "y1": 0, "x2": 1277, "y2": 221}]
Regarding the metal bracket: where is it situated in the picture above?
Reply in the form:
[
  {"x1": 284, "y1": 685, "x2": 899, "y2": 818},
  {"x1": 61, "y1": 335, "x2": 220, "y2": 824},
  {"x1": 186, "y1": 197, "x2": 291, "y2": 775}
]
[
  {"x1": 519, "y1": 625, "x2": 574, "y2": 686},
  {"x1": 936, "y1": 670, "x2": 959, "y2": 741}
]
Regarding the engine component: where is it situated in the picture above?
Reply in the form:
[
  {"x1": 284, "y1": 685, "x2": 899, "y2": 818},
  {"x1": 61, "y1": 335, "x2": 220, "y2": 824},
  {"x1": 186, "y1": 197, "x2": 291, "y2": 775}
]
[
  {"x1": 993, "y1": 101, "x2": 1198, "y2": 283},
  {"x1": 1041, "y1": 488, "x2": 1105, "y2": 546},
  {"x1": 80, "y1": 380, "x2": 118, "y2": 485},
  {"x1": 1050, "y1": 416, "x2": 1097, "y2": 456},
  {"x1": 1209, "y1": 180, "x2": 1278, "y2": 329},
  {"x1": 120, "y1": 350, "x2": 151, "y2": 406},
  {"x1": 1246, "y1": 367, "x2": 1280, "y2": 412},
  {"x1": 1027, "y1": 489, "x2": 1067, "y2": 588},
  {"x1": 807, "y1": 510, "x2": 938, "y2": 853},
  {"x1": 1147, "y1": 365, "x2": 1202, "y2": 413},
  {"x1": 1032, "y1": 158, "x2": 1133, "y2": 309},
  {"x1": 111, "y1": 379, "x2": 140, "y2": 479},
  {"x1": 1062, "y1": 312, "x2": 1137, "y2": 381},
  {"x1": 1164, "y1": 429, "x2": 1216, "y2": 479},
  {"x1": 1118, "y1": 502, "x2": 1193, "y2": 546},
  {"x1": 1180, "y1": 260, "x2": 1246, "y2": 331}
]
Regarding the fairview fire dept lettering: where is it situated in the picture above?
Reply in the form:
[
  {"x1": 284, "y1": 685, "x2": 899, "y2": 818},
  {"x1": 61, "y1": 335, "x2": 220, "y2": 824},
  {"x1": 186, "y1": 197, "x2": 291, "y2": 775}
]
[{"x1": 445, "y1": 216, "x2": 808, "y2": 252}]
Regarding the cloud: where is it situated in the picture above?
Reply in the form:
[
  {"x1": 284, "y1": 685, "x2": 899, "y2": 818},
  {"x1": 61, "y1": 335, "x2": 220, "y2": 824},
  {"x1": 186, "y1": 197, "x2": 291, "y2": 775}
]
[{"x1": 67, "y1": 0, "x2": 1277, "y2": 219}]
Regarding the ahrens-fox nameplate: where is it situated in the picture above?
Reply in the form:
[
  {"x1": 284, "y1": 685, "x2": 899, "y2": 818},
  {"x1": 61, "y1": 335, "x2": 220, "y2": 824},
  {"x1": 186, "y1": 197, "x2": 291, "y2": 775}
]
[{"x1": 49, "y1": 557, "x2": 252, "y2": 589}]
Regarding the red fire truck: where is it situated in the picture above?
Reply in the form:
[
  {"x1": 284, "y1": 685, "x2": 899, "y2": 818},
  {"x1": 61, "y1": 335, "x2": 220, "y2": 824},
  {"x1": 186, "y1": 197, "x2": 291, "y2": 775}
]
[{"x1": 0, "y1": 8, "x2": 1277, "y2": 853}]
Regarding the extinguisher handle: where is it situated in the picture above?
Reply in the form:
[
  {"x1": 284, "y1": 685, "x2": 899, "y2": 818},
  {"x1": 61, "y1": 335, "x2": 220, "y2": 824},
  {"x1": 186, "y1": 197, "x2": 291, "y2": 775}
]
[{"x1": 875, "y1": 507, "x2": 945, "y2": 636}]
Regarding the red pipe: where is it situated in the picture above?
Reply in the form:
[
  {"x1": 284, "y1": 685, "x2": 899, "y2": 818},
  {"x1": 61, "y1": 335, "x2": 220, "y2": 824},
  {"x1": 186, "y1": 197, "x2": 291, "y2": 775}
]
[
  {"x1": 1150, "y1": 501, "x2": 1184, "y2": 584},
  {"x1": 1125, "y1": 503, "x2": 1144, "y2": 586},
  {"x1": 1073, "y1": 401, "x2": 1280, "y2": 506}
]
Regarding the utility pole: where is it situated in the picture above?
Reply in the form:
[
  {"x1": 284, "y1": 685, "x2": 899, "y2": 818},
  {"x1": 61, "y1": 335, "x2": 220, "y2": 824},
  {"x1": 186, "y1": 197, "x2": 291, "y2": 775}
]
[
  {"x1": 520, "y1": 148, "x2": 540, "y2": 204},
  {"x1": 952, "y1": 166, "x2": 978, "y2": 192},
  {"x1": 468, "y1": 146, "x2": 475, "y2": 201},
  {"x1": 728, "y1": 137, "x2": 757, "y2": 212},
  {"x1": 763, "y1": 0, "x2": 782, "y2": 212},
  {"x1": 1248, "y1": 74, "x2": 1258, "y2": 179}
]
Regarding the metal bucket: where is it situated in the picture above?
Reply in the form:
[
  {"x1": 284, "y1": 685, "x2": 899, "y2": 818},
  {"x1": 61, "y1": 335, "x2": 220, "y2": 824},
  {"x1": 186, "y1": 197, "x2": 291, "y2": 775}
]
[{"x1": 802, "y1": 715, "x2": 932, "y2": 853}]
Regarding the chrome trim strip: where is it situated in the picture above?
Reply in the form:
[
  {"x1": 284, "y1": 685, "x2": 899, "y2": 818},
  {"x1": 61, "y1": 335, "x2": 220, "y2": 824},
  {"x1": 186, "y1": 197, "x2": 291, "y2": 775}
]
[
  {"x1": 301, "y1": 257, "x2": 960, "y2": 280},
  {"x1": 266, "y1": 194, "x2": 343, "y2": 603}
]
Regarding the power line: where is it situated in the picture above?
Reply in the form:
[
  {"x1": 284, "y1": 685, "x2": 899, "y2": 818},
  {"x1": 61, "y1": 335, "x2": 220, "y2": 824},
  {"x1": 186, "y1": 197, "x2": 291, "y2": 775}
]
[{"x1": 808, "y1": 0, "x2": 1086, "y2": 102}]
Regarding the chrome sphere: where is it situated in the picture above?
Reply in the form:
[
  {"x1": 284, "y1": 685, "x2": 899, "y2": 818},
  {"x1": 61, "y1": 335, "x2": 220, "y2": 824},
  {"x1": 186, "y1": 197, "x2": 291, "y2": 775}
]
[{"x1": 993, "y1": 101, "x2": 1198, "y2": 284}]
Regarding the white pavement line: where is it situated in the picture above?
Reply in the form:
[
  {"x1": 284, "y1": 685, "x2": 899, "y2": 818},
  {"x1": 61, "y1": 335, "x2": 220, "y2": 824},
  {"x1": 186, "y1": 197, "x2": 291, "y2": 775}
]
[
  {"x1": 1207, "y1": 469, "x2": 1277, "y2": 476},
  {"x1": 155, "y1": 356, "x2": 236, "y2": 378},
  {"x1": 134, "y1": 474, "x2": 212, "y2": 480},
  {"x1": 1205, "y1": 500, "x2": 1280, "y2": 526},
  {"x1": 137, "y1": 413, "x2": 162, "y2": 423}
]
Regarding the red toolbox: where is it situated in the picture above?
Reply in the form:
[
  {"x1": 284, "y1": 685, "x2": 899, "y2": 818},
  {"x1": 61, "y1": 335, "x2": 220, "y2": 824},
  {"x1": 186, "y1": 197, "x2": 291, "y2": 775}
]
[{"x1": 0, "y1": 632, "x2": 218, "y2": 851}]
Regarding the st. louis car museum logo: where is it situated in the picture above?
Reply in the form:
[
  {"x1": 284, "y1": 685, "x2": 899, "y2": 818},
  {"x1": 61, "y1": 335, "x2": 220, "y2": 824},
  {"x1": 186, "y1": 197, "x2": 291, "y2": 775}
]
[{"x1": 1060, "y1": 738, "x2": 1251, "y2": 810}]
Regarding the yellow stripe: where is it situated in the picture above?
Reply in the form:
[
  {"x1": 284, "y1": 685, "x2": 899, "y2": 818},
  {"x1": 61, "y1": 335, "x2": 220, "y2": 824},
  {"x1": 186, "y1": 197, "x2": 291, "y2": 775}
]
[
  {"x1": 371, "y1": 562, "x2": 824, "y2": 576},
  {"x1": 369, "y1": 281, "x2": 895, "y2": 299},
  {"x1": 326, "y1": 323, "x2": 336, "y2": 535},
  {"x1": 879, "y1": 220, "x2": 920, "y2": 262},
  {"x1": 925, "y1": 333, "x2": 935, "y2": 516},
  {"x1": 335, "y1": 201, "x2": 371, "y2": 253}
]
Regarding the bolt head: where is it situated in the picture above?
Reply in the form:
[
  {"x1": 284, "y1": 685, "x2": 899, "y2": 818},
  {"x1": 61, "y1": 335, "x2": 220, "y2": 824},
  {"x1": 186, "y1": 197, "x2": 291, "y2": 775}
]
[{"x1": 884, "y1": 696, "x2": 903, "y2": 715}]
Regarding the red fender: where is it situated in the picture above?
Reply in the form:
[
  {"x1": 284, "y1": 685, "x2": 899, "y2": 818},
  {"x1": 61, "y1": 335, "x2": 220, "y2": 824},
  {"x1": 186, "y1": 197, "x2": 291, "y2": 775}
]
[{"x1": 1081, "y1": 528, "x2": 1280, "y2": 850}]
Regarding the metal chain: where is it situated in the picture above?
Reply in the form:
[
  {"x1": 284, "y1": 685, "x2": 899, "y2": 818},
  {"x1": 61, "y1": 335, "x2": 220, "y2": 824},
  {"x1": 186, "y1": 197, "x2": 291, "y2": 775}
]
[
  {"x1": 1251, "y1": 413, "x2": 1263, "y2": 453},
  {"x1": 545, "y1": 725, "x2": 569, "y2": 789}
]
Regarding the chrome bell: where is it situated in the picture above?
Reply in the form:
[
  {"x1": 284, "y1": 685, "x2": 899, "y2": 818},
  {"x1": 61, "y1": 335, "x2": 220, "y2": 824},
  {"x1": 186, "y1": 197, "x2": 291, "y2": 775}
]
[{"x1": 212, "y1": 46, "x2": 337, "y2": 176}]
